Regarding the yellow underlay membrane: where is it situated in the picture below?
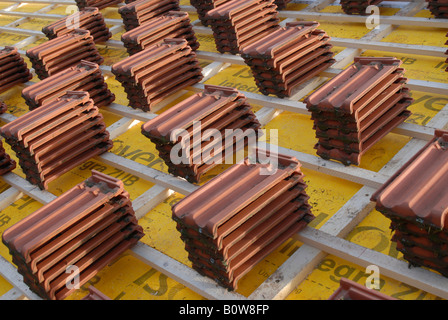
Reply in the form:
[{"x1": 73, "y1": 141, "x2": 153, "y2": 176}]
[{"x1": 0, "y1": 0, "x2": 446, "y2": 301}]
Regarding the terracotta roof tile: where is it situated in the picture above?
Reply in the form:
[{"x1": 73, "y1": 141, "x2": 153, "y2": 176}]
[
  {"x1": 372, "y1": 129, "x2": 448, "y2": 229},
  {"x1": 328, "y1": 278, "x2": 396, "y2": 300},
  {"x1": 0, "y1": 91, "x2": 113, "y2": 190},
  {"x1": 21, "y1": 60, "x2": 114, "y2": 110},
  {"x1": 26, "y1": 29, "x2": 104, "y2": 79},
  {"x1": 42, "y1": 7, "x2": 112, "y2": 44},
  {"x1": 391, "y1": 220, "x2": 448, "y2": 245},
  {"x1": 371, "y1": 129, "x2": 448, "y2": 277},
  {"x1": 75, "y1": 0, "x2": 121, "y2": 10},
  {"x1": 446, "y1": 32, "x2": 448, "y2": 72},
  {"x1": 395, "y1": 238, "x2": 448, "y2": 276},
  {"x1": 171, "y1": 150, "x2": 313, "y2": 290},
  {"x1": 112, "y1": 38, "x2": 203, "y2": 112},
  {"x1": 188, "y1": 208, "x2": 311, "y2": 288},
  {"x1": 426, "y1": 0, "x2": 448, "y2": 18},
  {"x1": 0, "y1": 100, "x2": 7, "y2": 114},
  {"x1": 340, "y1": 0, "x2": 383, "y2": 15},
  {"x1": 1, "y1": 170, "x2": 143, "y2": 300},
  {"x1": 121, "y1": 11, "x2": 199, "y2": 55},
  {"x1": 0, "y1": 141, "x2": 16, "y2": 175},
  {"x1": 190, "y1": 0, "x2": 231, "y2": 26},
  {"x1": 81, "y1": 286, "x2": 111, "y2": 300},
  {"x1": 304, "y1": 57, "x2": 413, "y2": 166},
  {"x1": 191, "y1": 0, "x2": 287, "y2": 18},
  {"x1": 141, "y1": 85, "x2": 261, "y2": 183},
  {"x1": 274, "y1": 0, "x2": 292, "y2": 9},
  {"x1": 0, "y1": 46, "x2": 32, "y2": 93},
  {"x1": 205, "y1": 0, "x2": 281, "y2": 54},
  {"x1": 240, "y1": 22, "x2": 334, "y2": 98},
  {"x1": 118, "y1": 0, "x2": 180, "y2": 31}
]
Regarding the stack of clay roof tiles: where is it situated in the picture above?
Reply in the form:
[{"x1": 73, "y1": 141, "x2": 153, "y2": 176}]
[
  {"x1": 111, "y1": 38, "x2": 203, "y2": 112},
  {"x1": 0, "y1": 141, "x2": 16, "y2": 176},
  {"x1": 426, "y1": 0, "x2": 448, "y2": 18},
  {"x1": 328, "y1": 278, "x2": 396, "y2": 300},
  {"x1": 205, "y1": 0, "x2": 281, "y2": 54},
  {"x1": 171, "y1": 150, "x2": 314, "y2": 290},
  {"x1": 26, "y1": 29, "x2": 104, "y2": 80},
  {"x1": 445, "y1": 32, "x2": 448, "y2": 73},
  {"x1": 191, "y1": 0, "x2": 290, "y2": 26},
  {"x1": 0, "y1": 91, "x2": 113, "y2": 190},
  {"x1": 0, "y1": 100, "x2": 15, "y2": 176},
  {"x1": 0, "y1": 100, "x2": 7, "y2": 114},
  {"x1": 21, "y1": 60, "x2": 114, "y2": 111},
  {"x1": 240, "y1": 21, "x2": 335, "y2": 99},
  {"x1": 274, "y1": 0, "x2": 292, "y2": 9},
  {"x1": 121, "y1": 11, "x2": 199, "y2": 56},
  {"x1": 340, "y1": 0, "x2": 383, "y2": 15},
  {"x1": 0, "y1": 46, "x2": 32, "y2": 93},
  {"x1": 75, "y1": 0, "x2": 121, "y2": 10},
  {"x1": 81, "y1": 286, "x2": 111, "y2": 300},
  {"x1": 1, "y1": 170, "x2": 144, "y2": 300},
  {"x1": 371, "y1": 129, "x2": 448, "y2": 278},
  {"x1": 118, "y1": 0, "x2": 181, "y2": 31},
  {"x1": 42, "y1": 7, "x2": 112, "y2": 44},
  {"x1": 304, "y1": 57, "x2": 413, "y2": 166},
  {"x1": 141, "y1": 85, "x2": 261, "y2": 183},
  {"x1": 190, "y1": 0, "x2": 230, "y2": 26}
]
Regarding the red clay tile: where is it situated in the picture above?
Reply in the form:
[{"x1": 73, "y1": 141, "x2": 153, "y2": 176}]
[
  {"x1": 0, "y1": 91, "x2": 113, "y2": 190},
  {"x1": 426, "y1": 0, "x2": 448, "y2": 18},
  {"x1": 392, "y1": 230, "x2": 448, "y2": 256},
  {"x1": 328, "y1": 278, "x2": 396, "y2": 300},
  {"x1": 372, "y1": 129, "x2": 448, "y2": 230},
  {"x1": 2, "y1": 170, "x2": 125, "y2": 258},
  {"x1": 274, "y1": 0, "x2": 292, "y2": 9},
  {"x1": 340, "y1": 0, "x2": 383, "y2": 15},
  {"x1": 395, "y1": 239, "x2": 448, "y2": 276},
  {"x1": 172, "y1": 155, "x2": 301, "y2": 235},
  {"x1": 26, "y1": 29, "x2": 103, "y2": 79},
  {"x1": 179, "y1": 177, "x2": 308, "y2": 253},
  {"x1": 315, "y1": 95, "x2": 413, "y2": 150},
  {"x1": 75, "y1": 0, "x2": 121, "y2": 10},
  {"x1": 121, "y1": 11, "x2": 199, "y2": 55},
  {"x1": 42, "y1": 7, "x2": 111, "y2": 43},
  {"x1": 205, "y1": 0, "x2": 281, "y2": 54},
  {"x1": 190, "y1": 0, "x2": 231, "y2": 26},
  {"x1": 187, "y1": 206, "x2": 311, "y2": 288},
  {"x1": 306, "y1": 57, "x2": 403, "y2": 114},
  {"x1": 22, "y1": 60, "x2": 114, "y2": 110},
  {"x1": 314, "y1": 110, "x2": 410, "y2": 166},
  {"x1": 2, "y1": 170, "x2": 143, "y2": 300},
  {"x1": 118, "y1": 0, "x2": 180, "y2": 31},
  {"x1": 241, "y1": 22, "x2": 335, "y2": 98},
  {"x1": 391, "y1": 220, "x2": 448, "y2": 244},
  {"x1": 0, "y1": 100, "x2": 7, "y2": 114},
  {"x1": 372, "y1": 129, "x2": 448, "y2": 277},
  {"x1": 171, "y1": 150, "x2": 314, "y2": 290},
  {"x1": 304, "y1": 57, "x2": 413, "y2": 166},
  {"x1": 81, "y1": 286, "x2": 111, "y2": 300},
  {"x1": 141, "y1": 85, "x2": 260, "y2": 183},
  {"x1": 0, "y1": 46, "x2": 32, "y2": 93},
  {"x1": 0, "y1": 141, "x2": 16, "y2": 175},
  {"x1": 112, "y1": 38, "x2": 203, "y2": 112},
  {"x1": 446, "y1": 32, "x2": 448, "y2": 72},
  {"x1": 241, "y1": 22, "x2": 320, "y2": 61},
  {"x1": 29, "y1": 197, "x2": 132, "y2": 278}
]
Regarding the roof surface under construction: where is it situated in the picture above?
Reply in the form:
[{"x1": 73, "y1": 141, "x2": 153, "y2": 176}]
[{"x1": 0, "y1": 0, "x2": 446, "y2": 302}]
